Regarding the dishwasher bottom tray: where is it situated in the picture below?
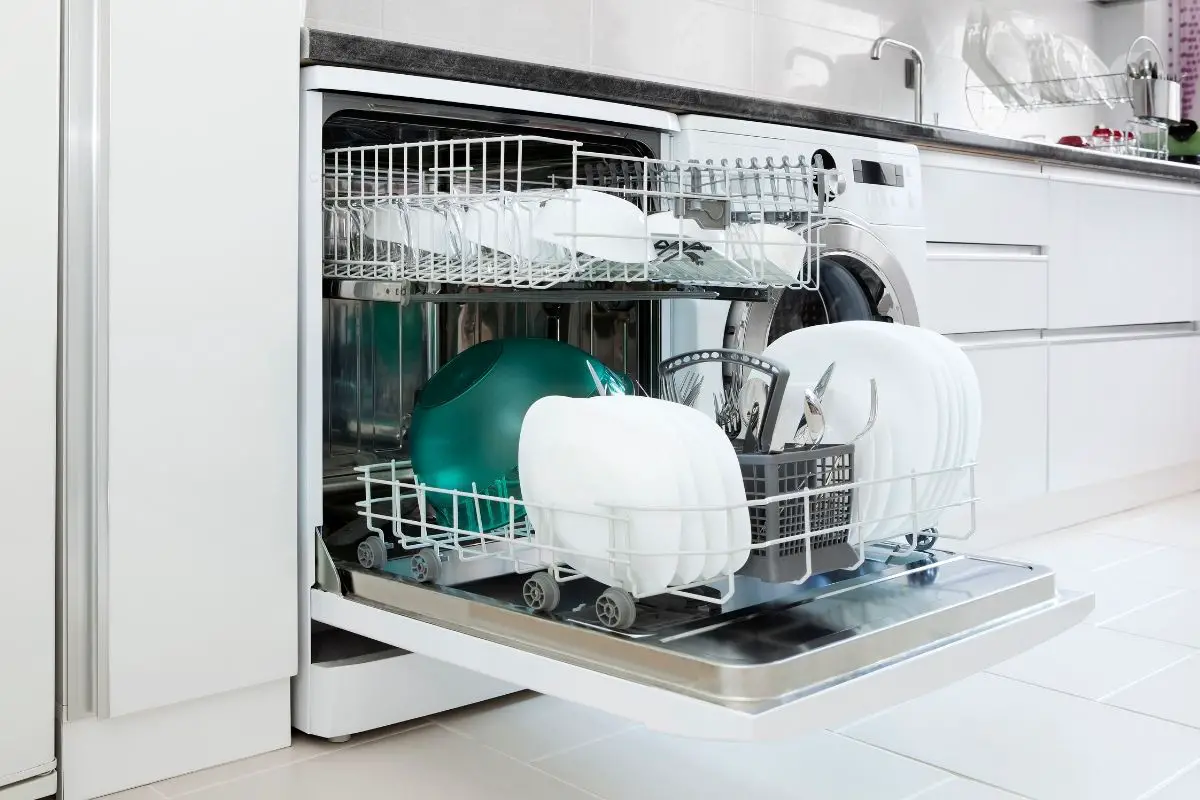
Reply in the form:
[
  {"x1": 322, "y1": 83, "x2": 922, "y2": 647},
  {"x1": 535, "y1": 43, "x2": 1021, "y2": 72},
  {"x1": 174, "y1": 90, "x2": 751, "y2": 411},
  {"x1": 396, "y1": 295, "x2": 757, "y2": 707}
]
[{"x1": 334, "y1": 550, "x2": 1079, "y2": 713}]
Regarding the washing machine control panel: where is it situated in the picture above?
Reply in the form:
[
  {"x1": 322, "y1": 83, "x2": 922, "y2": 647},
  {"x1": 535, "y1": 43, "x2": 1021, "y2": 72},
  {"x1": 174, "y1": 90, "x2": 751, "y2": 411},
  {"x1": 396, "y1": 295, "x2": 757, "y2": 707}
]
[{"x1": 852, "y1": 158, "x2": 905, "y2": 188}]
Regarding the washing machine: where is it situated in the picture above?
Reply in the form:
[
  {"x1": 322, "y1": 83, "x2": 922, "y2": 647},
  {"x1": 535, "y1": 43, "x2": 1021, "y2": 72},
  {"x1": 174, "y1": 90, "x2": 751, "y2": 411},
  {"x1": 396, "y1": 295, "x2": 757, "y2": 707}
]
[{"x1": 665, "y1": 116, "x2": 927, "y2": 379}]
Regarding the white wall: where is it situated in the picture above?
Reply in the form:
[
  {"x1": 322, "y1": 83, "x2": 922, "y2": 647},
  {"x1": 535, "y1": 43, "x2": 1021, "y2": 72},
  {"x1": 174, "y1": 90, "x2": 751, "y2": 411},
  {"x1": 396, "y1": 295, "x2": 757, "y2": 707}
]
[{"x1": 306, "y1": 0, "x2": 1159, "y2": 138}]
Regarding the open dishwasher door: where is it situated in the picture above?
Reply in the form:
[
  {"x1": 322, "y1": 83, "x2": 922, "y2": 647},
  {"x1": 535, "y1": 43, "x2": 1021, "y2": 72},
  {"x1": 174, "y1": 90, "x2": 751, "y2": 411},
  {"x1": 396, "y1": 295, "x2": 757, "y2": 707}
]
[
  {"x1": 300, "y1": 67, "x2": 1092, "y2": 741},
  {"x1": 312, "y1": 551, "x2": 1091, "y2": 741}
]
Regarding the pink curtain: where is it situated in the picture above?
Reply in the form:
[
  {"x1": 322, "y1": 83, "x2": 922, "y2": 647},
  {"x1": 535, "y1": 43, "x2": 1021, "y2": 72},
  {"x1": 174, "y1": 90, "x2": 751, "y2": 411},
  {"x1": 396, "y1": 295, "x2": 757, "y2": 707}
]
[{"x1": 1173, "y1": 0, "x2": 1200, "y2": 118}]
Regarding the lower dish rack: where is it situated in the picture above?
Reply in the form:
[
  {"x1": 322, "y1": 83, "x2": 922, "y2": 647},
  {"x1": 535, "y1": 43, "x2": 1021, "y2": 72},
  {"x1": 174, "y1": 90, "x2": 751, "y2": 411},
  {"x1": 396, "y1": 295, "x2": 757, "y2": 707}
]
[{"x1": 354, "y1": 450, "x2": 977, "y2": 630}]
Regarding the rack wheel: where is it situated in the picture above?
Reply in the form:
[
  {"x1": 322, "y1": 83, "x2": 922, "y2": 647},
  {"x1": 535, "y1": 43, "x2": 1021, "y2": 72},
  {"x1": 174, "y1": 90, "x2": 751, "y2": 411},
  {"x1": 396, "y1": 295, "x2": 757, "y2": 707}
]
[
  {"x1": 356, "y1": 537, "x2": 388, "y2": 569},
  {"x1": 522, "y1": 572, "x2": 561, "y2": 613},
  {"x1": 595, "y1": 588, "x2": 637, "y2": 630},
  {"x1": 908, "y1": 531, "x2": 939, "y2": 553},
  {"x1": 410, "y1": 548, "x2": 440, "y2": 584},
  {"x1": 907, "y1": 565, "x2": 939, "y2": 587}
]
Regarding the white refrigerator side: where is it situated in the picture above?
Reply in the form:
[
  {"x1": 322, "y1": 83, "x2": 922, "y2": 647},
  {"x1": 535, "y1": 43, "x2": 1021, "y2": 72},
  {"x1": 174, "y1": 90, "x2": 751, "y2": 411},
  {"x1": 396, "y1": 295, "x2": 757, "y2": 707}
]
[{"x1": 0, "y1": 0, "x2": 59, "y2": 793}]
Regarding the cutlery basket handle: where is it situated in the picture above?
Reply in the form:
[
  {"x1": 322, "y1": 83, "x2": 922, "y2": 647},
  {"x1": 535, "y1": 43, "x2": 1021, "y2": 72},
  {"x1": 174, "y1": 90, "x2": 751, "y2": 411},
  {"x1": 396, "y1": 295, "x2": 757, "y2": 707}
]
[{"x1": 658, "y1": 348, "x2": 791, "y2": 452}]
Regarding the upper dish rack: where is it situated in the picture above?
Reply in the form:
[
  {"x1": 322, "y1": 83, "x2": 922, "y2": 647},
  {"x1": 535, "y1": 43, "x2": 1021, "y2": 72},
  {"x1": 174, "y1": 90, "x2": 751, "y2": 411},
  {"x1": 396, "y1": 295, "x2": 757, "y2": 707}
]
[{"x1": 323, "y1": 135, "x2": 840, "y2": 292}]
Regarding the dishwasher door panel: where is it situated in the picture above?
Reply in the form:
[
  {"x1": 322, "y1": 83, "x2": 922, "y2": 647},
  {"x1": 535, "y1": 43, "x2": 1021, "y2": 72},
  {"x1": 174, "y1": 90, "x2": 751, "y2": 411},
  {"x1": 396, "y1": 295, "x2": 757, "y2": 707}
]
[{"x1": 310, "y1": 554, "x2": 1091, "y2": 741}]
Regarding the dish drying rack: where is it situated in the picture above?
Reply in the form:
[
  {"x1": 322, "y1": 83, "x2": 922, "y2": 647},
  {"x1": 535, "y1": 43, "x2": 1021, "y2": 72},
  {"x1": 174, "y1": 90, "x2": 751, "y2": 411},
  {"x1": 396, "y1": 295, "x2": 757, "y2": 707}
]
[
  {"x1": 354, "y1": 454, "x2": 978, "y2": 630},
  {"x1": 323, "y1": 134, "x2": 840, "y2": 292},
  {"x1": 965, "y1": 35, "x2": 1182, "y2": 158}
]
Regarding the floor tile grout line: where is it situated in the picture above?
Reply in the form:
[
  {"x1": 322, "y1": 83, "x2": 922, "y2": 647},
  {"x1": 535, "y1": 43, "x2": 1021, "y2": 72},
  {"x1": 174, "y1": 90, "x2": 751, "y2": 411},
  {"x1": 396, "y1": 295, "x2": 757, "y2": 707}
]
[
  {"x1": 432, "y1": 722, "x2": 607, "y2": 799},
  {"x1": 1135, "y1": 753, "x2": 1200, "y2": 800},
  {"x1": 1097, "y1": 587, "x2": 1191, "y2": 628},
  {"x1": 974, "y1": 671, "x2": 1200, "y2": 735},
  {"x1": 528, "y1": 726, "x2": 640, "y2": 764},
  {"x1": 893, "y1": 775, "x2": 957, "y2": 800},
  {"x1": 830, "y1": 730, "x2": 1028, "y2": 798},
  {"x1": 160, "y1": 724, "x2": 436, "y2": 799},
  {"x1": 1098, "y1": 653, "x2": 1199, "y2": 703}
]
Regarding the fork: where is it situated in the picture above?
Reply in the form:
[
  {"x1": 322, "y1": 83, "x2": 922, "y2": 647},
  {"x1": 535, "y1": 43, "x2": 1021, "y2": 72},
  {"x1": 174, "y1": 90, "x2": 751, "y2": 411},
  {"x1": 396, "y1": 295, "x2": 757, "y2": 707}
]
[
  {"x1": 713, "y1": 389, "x2": 742, "y2": 439},
  {"x1": 674, "y1": 368, "x2": 703, "y2": 408}
]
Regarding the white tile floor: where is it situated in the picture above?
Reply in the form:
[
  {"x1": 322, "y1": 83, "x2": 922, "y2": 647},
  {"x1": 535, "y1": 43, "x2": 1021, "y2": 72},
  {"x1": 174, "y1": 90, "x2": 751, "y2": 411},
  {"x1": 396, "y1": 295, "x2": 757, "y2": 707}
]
[{"x1": 106, "y1": 493, "x2": 1200, "y2": 800}]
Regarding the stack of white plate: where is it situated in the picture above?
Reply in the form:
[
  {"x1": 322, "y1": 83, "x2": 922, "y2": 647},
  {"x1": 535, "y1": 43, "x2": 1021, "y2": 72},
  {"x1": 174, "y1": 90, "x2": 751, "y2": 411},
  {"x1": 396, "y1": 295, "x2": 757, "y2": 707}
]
[
  {"x1": 519, "y1": 394, "x2": 750, "y2": 595},
  {"x1": 764, "y1": 321, "x2": 981, "y2": 543}
]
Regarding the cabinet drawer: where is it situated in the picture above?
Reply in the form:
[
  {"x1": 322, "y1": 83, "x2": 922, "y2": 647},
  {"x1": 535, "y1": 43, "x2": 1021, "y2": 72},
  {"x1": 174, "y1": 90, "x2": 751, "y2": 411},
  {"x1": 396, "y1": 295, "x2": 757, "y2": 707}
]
[
  {"x1": 1048, "y1": 332, "x2": 1199, "y2": 491},
  {"x1": 921, "y1": 151, "x2": 1049, "y2": 247},
  {"x1": 923, "y1": 244, "x2": 1048, "y2": 333},
  {"x1": 1046, "y1": 171, "x2": 1199, "y2": 329},
  {"x1": 312, "y1": 556, "x2": 1089, "y2": 741}
]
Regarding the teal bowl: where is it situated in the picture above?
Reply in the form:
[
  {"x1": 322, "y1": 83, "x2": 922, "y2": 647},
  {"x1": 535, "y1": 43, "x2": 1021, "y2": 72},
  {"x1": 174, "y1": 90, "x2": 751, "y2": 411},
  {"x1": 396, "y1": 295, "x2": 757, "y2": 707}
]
[{"x1": 409, "y1": 338, "x2": 631, "y2": 533}]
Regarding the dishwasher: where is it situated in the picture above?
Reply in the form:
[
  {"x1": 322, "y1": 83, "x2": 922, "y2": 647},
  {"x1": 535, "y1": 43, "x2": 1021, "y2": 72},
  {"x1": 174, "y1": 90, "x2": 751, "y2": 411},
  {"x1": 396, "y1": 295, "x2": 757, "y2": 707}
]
[{"x1": 296, "y1": 66, "x2": 1093, "y2": 742}]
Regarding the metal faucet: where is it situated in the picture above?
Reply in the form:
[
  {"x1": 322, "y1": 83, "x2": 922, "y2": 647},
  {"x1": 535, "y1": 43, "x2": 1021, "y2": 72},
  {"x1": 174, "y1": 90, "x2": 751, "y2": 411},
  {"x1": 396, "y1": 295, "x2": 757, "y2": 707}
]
[{"x1": 870, "y1": 37, "x2": 925, "y2": 124}]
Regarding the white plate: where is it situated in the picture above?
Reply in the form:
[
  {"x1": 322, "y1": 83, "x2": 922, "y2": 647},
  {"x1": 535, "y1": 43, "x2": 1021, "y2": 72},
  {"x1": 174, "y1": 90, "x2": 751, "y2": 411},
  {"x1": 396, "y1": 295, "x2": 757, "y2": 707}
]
[
  {"x1": 366, "y1": 204, "x2": 458, "y2": 255},
  {"x1": 936, "y1": 337, "x2": 982, "y2": 513},
  {"x1": 891, "y1": 326, "x2": 963, "y2": 530},
  {"x1": 520, "y1": 396, "x2": 682, "y2": 594},
  {"x1": 963, "y1": 6, "x2": 1024, "y2": 109},
  {"x1": 727, "y1": 223, "x2": 809, "y2": 283},
  {"x1": 765, "y1": 322, "x2": 941, "y2": 543},
  {"x1": 983, "y1": 13, "x2": 1037, "y2": 109},
  {"x1": 674, "y1": 402, "x2": 749, "y2": 579},
  {"x1": 591, "y1": 396, "x2": 706, "y2": 585},
  {"x1": 763, "y1": 331, "x2": 894, "y2": 544},
  {"x1": 533, "y1": 187, "x2": 652, "y2": 264}
]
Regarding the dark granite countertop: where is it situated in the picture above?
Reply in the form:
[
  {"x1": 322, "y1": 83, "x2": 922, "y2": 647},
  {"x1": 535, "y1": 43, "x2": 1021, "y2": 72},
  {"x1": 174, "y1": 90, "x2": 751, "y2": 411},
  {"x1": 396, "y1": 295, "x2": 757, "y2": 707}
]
[{"x1": 303, "y1": 29, "x2": 1200, "y2": 185}]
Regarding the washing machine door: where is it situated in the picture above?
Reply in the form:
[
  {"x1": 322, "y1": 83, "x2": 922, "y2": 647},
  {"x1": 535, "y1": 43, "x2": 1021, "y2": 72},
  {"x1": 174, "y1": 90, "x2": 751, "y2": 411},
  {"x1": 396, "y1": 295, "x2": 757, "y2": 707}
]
[{"x1": 725, "y1": 218, "x2": 919, "y2": 356}]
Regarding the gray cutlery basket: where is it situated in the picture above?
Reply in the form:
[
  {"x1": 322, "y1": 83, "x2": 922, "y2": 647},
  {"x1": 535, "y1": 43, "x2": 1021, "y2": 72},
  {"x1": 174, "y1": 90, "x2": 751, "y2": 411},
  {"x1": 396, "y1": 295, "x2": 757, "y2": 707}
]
[{"x1": 737, "y1": 442, "x2": 858, "y2": 583}]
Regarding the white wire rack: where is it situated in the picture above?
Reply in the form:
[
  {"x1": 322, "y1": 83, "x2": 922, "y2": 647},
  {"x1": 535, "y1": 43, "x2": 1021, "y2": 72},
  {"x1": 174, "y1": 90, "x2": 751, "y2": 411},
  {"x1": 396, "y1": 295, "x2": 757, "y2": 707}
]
[
  {"x1": 324, "y1": 135, "x2": 837, "y2": 291},
  {"x1": 356, "y1": 456, "x2": 979, "y2": 618}
]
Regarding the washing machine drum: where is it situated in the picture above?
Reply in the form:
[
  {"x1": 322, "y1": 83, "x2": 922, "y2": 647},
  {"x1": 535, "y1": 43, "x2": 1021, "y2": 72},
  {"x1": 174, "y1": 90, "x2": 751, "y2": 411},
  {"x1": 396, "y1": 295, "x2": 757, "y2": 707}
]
[{"x1": 724, "y1": 221, "x2": 913, "y2": 355}]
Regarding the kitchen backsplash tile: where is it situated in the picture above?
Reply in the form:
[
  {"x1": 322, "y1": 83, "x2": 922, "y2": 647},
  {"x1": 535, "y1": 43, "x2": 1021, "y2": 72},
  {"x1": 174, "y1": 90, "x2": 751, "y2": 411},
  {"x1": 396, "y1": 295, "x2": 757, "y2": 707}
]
[
  {"x1": 307, "y1": 0, "x2": 383, "y2": 36},
  {"x1": 307, "y1": 0, "x2": 1158, "y2": 138},
  {"x1": 592, "y1": 0, "x2": 755, "y2": 92},
  {"x1": 379, "y1": 0, "x2": 591, "y2": 69},
  {"x1": 751, "y1": 13, "x2": 882, "y2": 109}
]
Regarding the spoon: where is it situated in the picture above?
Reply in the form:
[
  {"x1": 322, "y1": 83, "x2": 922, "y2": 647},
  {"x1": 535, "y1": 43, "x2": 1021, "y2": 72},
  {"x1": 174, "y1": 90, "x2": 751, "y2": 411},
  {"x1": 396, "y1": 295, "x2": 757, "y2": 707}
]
[{"x1": 792, "y1": 389, "x2": 826, "y2": 447}]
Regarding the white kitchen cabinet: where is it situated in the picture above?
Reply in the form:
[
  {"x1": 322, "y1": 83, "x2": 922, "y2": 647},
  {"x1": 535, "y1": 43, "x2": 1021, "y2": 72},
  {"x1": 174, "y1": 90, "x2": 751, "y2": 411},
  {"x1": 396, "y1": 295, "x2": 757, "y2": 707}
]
[
  {"x1": 60, "y1": 0, "x2": 301, "y2": 795},
  {"x1": 924, "y1": 243, "x2": 1048, "y2": 334},
  {"x1": 1048, "y1": 333, "x2": 1199, "y2": 493},
  {"x1": 921, "y1": 150, "x2": 1050, "y2": 247},
  {"x1": 97, "y1": 0, "x2": 300, "y2": 720},
  {"x1": 1045, "y1": 170, "x2": 1199, "y2": 329},
  {"x1": 960, "y1": 343, "x2": 1050, "y2": 507}
]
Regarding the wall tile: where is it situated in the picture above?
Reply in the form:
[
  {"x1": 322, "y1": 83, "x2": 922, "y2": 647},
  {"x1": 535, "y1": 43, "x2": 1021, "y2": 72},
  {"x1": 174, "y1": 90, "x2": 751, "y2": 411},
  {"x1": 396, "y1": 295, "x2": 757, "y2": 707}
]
[
  {"x1": 380, "y1": 0, "x2": 591, "y2": 69},
  {"x1": 757, "y1": 0, "x2": 893, "y2": 40},
  {"x1": 592, "y1": 0, "x2": 754, "y2": 92},
  {"x1": 307, "y1": 0, "x2": 382, "y2": 31},
  {"x1": 752, "y1": 12, "x2": 882, "y2": 115},
  {"x1": 305, "y1": 0, "x2": 1154, "y2": 138}
]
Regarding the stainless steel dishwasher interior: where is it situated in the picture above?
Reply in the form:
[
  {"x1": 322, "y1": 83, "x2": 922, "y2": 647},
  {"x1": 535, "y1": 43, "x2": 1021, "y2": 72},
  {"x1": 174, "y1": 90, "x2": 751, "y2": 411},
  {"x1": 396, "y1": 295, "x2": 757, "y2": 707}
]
[{"x1": 321, "y1": 108, "x2": 664, "y2": 485}]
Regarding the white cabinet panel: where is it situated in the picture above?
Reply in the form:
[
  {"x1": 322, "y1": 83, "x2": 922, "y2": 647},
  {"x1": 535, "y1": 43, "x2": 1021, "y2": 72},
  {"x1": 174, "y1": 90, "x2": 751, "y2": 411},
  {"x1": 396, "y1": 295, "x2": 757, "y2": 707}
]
[
  {"x1": 102, "y1": 0, "x2": 299, "y2": 717},
  {"x1": 961, "y1": 344, "x2": 1050, "y2": 507},
  {"x1": 0, "y1": 0, "x2": 58, "y2": 784},
  {"x1": 921, "y1": 151, "x2": 1050, "y2": 247},
  {"x1": 1046, "y1": 173, "x2": 1198, "y2": 329},
  {"x1": 924, "y1": 244, "x2": 1048, "y2": 333},
  {"x1": 1048, "y1": 334, "x2": 1199, "y2": 493}
]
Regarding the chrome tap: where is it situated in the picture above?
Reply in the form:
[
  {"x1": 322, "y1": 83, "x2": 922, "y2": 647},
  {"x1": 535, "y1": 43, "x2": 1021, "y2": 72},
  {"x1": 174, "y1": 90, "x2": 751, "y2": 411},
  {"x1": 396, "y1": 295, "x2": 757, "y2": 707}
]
[{"x1": 870, "y1": 37, "x2": 925, "y2": 124}]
